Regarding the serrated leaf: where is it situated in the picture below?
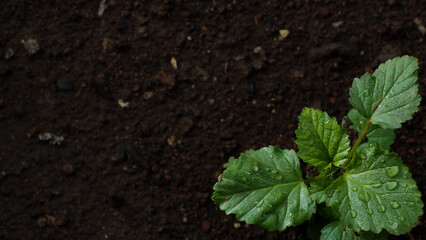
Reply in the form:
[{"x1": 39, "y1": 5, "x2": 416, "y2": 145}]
[
  {"x1": 348, "y1": 109, "x2": 395, "y2": 150},
  {"x1": 212, "y1": 146, "x2": 315, "y2": 231},
  {"x1": 320, "y1": 222, "x2": 357, "y2": 240},
  {"x1": 310, "y1": 179, "x2": 331, "y2": 204},
  {"x1": 320, "y1": 222, "x2": 389, "y2": 240},
  {"x1": 349, "y1": 55, "x2": 421, "y2": 129},
  {"x1": 324, "y1": 146, "x2": 423, "y2": 234},
  {"x1": 296, "y1": 108, "x2": 350, "y2": 170}
]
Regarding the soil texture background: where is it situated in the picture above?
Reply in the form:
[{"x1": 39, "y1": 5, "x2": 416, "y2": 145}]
[{"x1": 1, "y1": 0, "x2": 426, "y2": 239}]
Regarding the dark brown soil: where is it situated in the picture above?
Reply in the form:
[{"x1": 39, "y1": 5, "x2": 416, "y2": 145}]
[{"x1": 1, "y1": 0, "x2": 425, "y2": 239}]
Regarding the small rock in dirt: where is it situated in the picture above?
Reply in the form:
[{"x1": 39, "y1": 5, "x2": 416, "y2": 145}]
[
  {"x1": 143, "y1": 91, "x2": 154, "y2": 100},
  {"x1": 176, "y1": 117, "x2": 194, "y2": 136},
  {"x1": 61, "y1": 163, "x2": 74, "y2": 175},
  {"x1": 0, "y1": 63, "x2": 10, "y2": 76},
  {"x1": 332, "y1": 21, "x2": 344, "y2": 28},
  {"x1": 98, "y1": 0, "x2": 108, "y2": 16},
  {"x1": 253, "y1": 46, "x2": 263, "y2": 54},
  {"x1": 22, "y1": 39, "x2": 40, "y2": 55},
  {"x1": 279, "y1": 29, "x2": 290, "y2": 41},
  {"x1": 57, "y1": 79, "x2": 75, "y2": 91},
  {"x1": 208, "y1": 98, "x2": 215, "y2": 105},
  {"x1": 170, "y1": 57, "x2": 178, "y2": 70},
  {"x1": 233, "y1": 222, "x2": 241, "y2": 229},
  {"x1": 251, "y1": 58, "x2": 264, "y2": 70},
  {"x1": 414, "y1": 18, "x2": 426, "y2": 35},
  {"x1": 118, "y1": 99, "x2": 130, "y2": 108},
  {"x1": 201, "y1": 220, "x2": 211, "y2": 233},
  {"x1": 38, "y1": 132, "x2": 64, "y2": 145},
  {"x1": 5, "y1": 48, "x2": 14, "y2": 59},
  {"x1": 125, "y1": 145, "x2": 150, "y2": 170}
]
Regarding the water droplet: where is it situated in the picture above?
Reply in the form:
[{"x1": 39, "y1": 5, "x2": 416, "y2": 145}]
[
  {"x1": 378, "y1": 205, "x2": 386, "y2": 212},
  {"x1": 351, "y1": 210, "x2": 357, "y2": 218},
  {"x1": 409, "y1": 202, "x2": 415, "y2": 206},
  {"x1": 388, "y1": 219, "x2": 394, "y2": 225},
  {"x1": 402, "y1": 175, "x2": 407, "y2": 179},
  {"x1": 408, "y1": 185, "x2": 415, "y2": 190},
  {"x1": 352, "y1": 186, "x2": 358, "y2": 192},
  {"x1": 371, "y1": 182, "x2": 382, "y2": 188},
  {"x1": 251, "y1": 165, "x2": 259, "y2": 171},
  {"x1": 334, "y1": 188, "x2": 340, "y2": 193},
  {"x1": 386, "y1": 181, "x2": 398, "y2": 190},
  {"x1": 399, "y1": 216, "x2": 405, "y2": 221},
  {"x1": 401, "y1": 183, "x2": 407, "y2": 188},
  {"x1": 359, "y1": 192, "x2": 370, "y2": 202},
  {"x1": 360, "y1": 154, "x2": 366, "y2": 159},
  {"x1": 242, "y1": 177, "x2": 247, "y2": 182},
  {"x1": 367, "y1": 209, "x2": 373, "y2": 215},
  {"x1": 391, "y1": 201, "x2": 400, "y2": 209},
  {"x1": 267, "y1": 203, "x2": 273, "y2": 208},
  {"x1": 385, "y1": 166, "x2": 399, "y2": 178},
  {"x1": 275, "y1": 175, "x2": 282, "y2": 180},
  {"x1": 271, "y1": 169, "x2": 277, "y2": 174}
]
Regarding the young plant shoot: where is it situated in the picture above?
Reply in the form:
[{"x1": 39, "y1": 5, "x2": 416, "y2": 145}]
[{"x1": 212, "y1": 56, "x2": 423, "y2": 239}]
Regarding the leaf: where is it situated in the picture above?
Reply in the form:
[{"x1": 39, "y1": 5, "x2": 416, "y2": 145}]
[
  {"x1": 310, "y1": 179, "x2": 331, "y2": 204},
  {"x1": 320, "y1": 222, "x2": 357, "y2": 240},
  {"x1": 212, "y1": 146, "x2": 315, "y2": 231},
  {"x1": 324, "y1": 146, "x2": 423, "y2": 234},
  {"x1": 296, "y1": 108, "x2": 350, "y2": 170},
  {"x1": 349, "y1": 55, "x2": 421, "y2": 129},
  {"x1": 348, "y1": 109, "x2": 395, "y2": 150},
  {"x1": 320, "y1": 222, "x2": 389, "y2": 240}
]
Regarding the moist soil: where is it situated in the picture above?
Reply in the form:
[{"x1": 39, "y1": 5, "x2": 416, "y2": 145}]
[{"x1": 1, "y1": 1, "x2": 426, "y2": 239}]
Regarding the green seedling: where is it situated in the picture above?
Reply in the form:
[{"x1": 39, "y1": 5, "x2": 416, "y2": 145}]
[{"x1": 212, "y1": 56, "x2": 423, "y2": 239}]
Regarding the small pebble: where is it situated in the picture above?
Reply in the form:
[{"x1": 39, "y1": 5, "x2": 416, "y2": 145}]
[
  {"x1": 61, "y1": 163, "x2": 74, "y2": 175},
  {"x1": 57, "y1": 79, "x2": 75, "y2": 91},
  {"x1": 143, "y1": 91, "x2": 154, "y2": 100},
  {"x1": 253, "y1": 46, "x2": 263, "y2": 54},
  {"x1": 22, "y1": 39, "x2": 40, "y2": 55},
  {"x1": 5, "y1": 48, "x2": 14, "y2": 59}
]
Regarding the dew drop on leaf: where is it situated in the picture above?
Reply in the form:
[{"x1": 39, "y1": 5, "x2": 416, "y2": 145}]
[
  {"x1": 275, "y1": 175, "x2": 282, "y2": 180},
  {"x1": 386, "y1": 181, "x2": 398, "y2": 190},
  {"x1": 359, "y1": 192, "x2": 370, "y2": 202},
  {"x1": 390, "y1": 201, "x2": 400, "y2": 209},
  {"x1": 385, "y1": 166, "x2": 399, "y2": 178},
  {"x1": 409, "y1": 202, "x2": 415, "y2": 206},
  {"x1": 401, "y1": 183, "x2": 407, "y2": 188},
  {"x1": 334, "y1": 188, "x2": 340, "y2": 193},
  {"x1": 350, "y1": 210, "x2": 357, "y2": 218},
  {"x1": 371, "y1": 182, "x2": 382, "y2": 188},
  {"x1": 367, "y1": 209, "x2": 373, "y2": 215},
  {"x1": 388, "y1": 219, "x2": 394, "y2": 225},
  {"x1": 360, "y1": 154, "x2": 366, "y2": 159},
  {"x1": 399, "y1": 216, "x2": 405, "y2": 221},
  {"x1": 378, "y1": 205, "x2": 386, "y2": 212},
  {"x1": 351, "y1": 186, "x2": 358, "y2": 192}
]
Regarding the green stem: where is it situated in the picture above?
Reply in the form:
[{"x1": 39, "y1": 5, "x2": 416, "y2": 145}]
[{"x1": 343, "y1": 119, "x2": 371, "y2": 167}]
